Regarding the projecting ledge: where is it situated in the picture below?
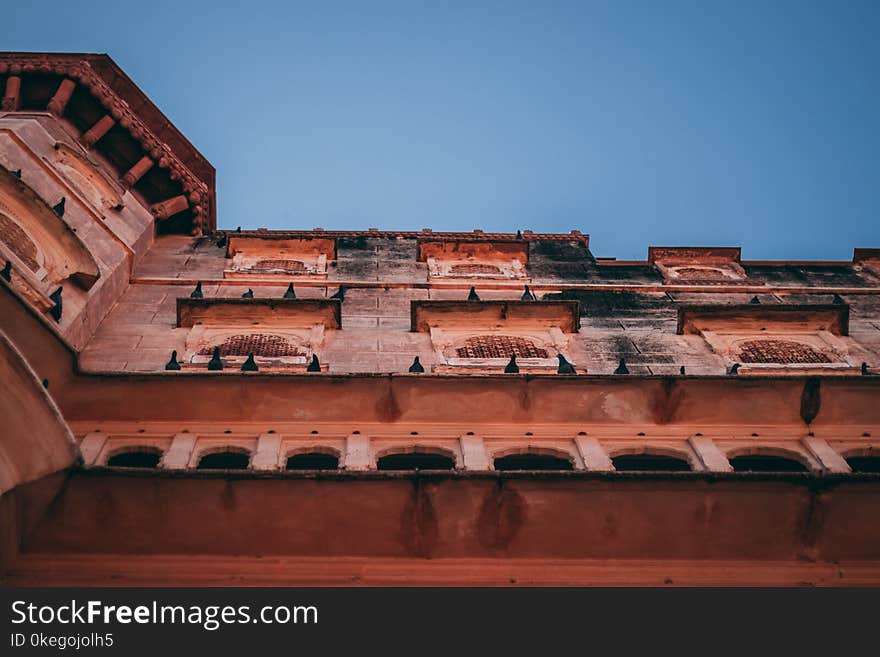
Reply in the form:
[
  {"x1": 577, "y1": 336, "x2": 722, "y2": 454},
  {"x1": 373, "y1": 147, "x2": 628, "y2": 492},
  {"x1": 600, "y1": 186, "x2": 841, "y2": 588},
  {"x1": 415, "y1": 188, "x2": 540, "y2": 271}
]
[
  {"x1": 175, "y1": 298, "x2": 341, "y2": 328},
  {"x1": 410, "y1": 300, "x2": 580, "y2": 333}
]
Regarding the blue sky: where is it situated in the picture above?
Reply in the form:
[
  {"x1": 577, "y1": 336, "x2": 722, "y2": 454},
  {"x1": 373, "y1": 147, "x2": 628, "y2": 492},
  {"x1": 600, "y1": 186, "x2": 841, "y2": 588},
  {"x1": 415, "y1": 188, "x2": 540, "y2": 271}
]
[{"x1": 6, "y1": 1, "x2": 879, "y2": 259}]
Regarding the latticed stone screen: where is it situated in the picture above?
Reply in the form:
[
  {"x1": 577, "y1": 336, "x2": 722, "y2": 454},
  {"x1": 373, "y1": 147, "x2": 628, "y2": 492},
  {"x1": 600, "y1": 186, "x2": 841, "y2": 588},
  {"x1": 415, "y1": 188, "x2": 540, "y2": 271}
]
[
  {"x1": 737, "y1": 339, "x2": 832, "y2": 364},
  {"x1": 673, "y1": 267, "x2": 729, "y2": 281},
  {"x1": 198, "y1": 334, "x2": 304, "y2": 357},
  {"x1": 455, "y1": 335, "x2": 548, "y2": 359},
  {"x1": 252, "y1": 259, "x2": 307, "y2": 273},
  {"x1": 450, "y1": 263, "x2": 502, "y2": 275},
  {"x1": 0, "y1": 212, "x2": 40, "y2": 272}
]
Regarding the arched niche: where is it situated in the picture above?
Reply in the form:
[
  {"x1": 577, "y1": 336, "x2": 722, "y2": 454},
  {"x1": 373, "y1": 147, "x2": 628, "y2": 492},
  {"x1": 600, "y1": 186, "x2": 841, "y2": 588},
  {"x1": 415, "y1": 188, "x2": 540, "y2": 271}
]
[
  {"x1": 376, "y1": 446, "x2": 457, "y2": 471},
  {"x1": 493, "y1": 447, "x2": 574, "y2": 471},
  {"x1": 0, "y1": 168, "x2": 100, "y2": 294},
  {"x1": 726, "y1": 447, "x2": 813, "y2": 473},
  {"x1": 51, "y1": 143, "x2": 124, "y2": 211}
]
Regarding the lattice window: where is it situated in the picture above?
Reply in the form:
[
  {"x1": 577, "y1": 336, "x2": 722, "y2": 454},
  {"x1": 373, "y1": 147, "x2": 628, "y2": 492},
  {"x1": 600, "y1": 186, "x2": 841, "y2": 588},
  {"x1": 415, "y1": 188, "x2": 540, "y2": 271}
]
[
  {"x1": 449, "y1": 263, "x2": 502, "y2": 275},
  {"x1": 673, "y1": 267, "x2": 729, "y2": 281},
  {"x1": 0, "y1": 212, "x2": 40, "y2": 272},
  {"x1": 251, "y1": 259, "x2": 307, "y2": 273},
  {"x1": 737, "y1": 339, "x2": 832, "y2": 364},
  {"x1": 198, "y1": 334, "x2": 304, "y2": 357},
  {"x1": 455, "y1": 335, "x2": 548, "y2": 359}
]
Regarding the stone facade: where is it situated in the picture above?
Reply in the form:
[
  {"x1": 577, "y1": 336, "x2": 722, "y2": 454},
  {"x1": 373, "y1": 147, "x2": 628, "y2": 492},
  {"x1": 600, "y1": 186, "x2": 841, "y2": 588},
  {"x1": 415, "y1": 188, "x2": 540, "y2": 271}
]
[{"x1": 1, "y1": 53, "x2": 879, "y2": 586}]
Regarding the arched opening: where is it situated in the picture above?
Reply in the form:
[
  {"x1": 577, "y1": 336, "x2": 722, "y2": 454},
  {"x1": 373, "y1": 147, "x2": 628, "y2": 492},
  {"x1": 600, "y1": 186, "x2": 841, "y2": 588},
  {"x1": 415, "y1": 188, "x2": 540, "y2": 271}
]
[
  {"x1": 376, "y1": 449, "x2": 455, "y2": 471},
  {"x1": 285, "y1": 451, "x2": 339, "y2": 470},
  {"x1": 455, "y1": 335, "x2": 548, "y2": 359},
  {"x1": 493, "y1": 451, "x2": 573, "y2": 471},
  {"x1": 106, "y1": 448, "x2": 161, "y2": 469},
  {"x1": 197, "y1": 450, "x2": 250, "y2": 470},
  {"x1": 729, "y1": 453, "x2": 809, "y2": 473},
  {"x1": 845, "y1": 456, "x2": 880, "y2": 474},
  {"x1": 612, "y1": 453, "x2": 691, "y2": 472}
]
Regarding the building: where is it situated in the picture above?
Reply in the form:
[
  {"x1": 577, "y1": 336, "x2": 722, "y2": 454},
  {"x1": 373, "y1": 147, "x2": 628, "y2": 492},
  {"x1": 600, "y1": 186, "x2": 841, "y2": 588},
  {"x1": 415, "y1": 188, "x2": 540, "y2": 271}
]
[{"x1": 1, "y1": 52, "x2": 879, "y2": 586}]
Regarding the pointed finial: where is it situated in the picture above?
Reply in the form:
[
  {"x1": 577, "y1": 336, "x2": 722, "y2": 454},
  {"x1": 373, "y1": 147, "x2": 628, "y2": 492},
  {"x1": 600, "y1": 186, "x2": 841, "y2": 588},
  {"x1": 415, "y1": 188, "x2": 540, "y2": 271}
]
[
  {"x1": 235, "y1": 226, "x2": 242, "y2": 233},
  {"x1": 11, "y1": 169, "x2": 21, "y2": 179},
  {"x1": 190, "y1": 281, "x2": 203, "y2": 299},
  {"x1": 515, "y1": 229, "x2": 523, "y2": 240},
  {"x1": 408, "y1": 356, "x2": 425, "y2": 373},
  {"x1": 832, "y1": 293, "x2": 845, "y2": 305},
  {"x1": 241, "y1": 353, "x2": 259, "y2": 372},
  {"x1": 165, "y1": 350, "x2": 181, "y2": 371},
  {"x1": 614, "y1": 357, "x2": 629, "y2": 375},
  {"x1": 48, "y1": 287, "x2": 62, "y2": 322},
  {"x1": 749, "y1": 296, "x2": 761, "y2": 304},
  {"x1": 283, "y1": 283, "x2": 297, "y2": 299},
  {"x1": 0, "y1": 260, "x2": 11, "y2": 282},
  {"x1": 556, "y1": 353, "x2": 576, "y2": 374},
  {"x1": 52, "y1": 197, "x2": 66, "y2": 217},
  {"x1": 729, "y1": 363, "x2": 740, "y2": 376},
  {"x1": 207, "y1": 346, "x2": 223, "y2": 371},
  {"x1": 306, "y1": 354, "x2": 321, "y2": 372},
  {"x1": 241, "y1": 288, "x2": 254, "y2": 299},
  {"x1": 467, "y1": 286, "x2": 480, "y2": 302},
  {"x1": 521, "y1": 285, "x2": 536, "y2": 301},
  {"x1": 504, "y1": 354, "x2": 519, "y2": 373},
  {"x1": 680, "y1": 365, "x2": 686, "y2": 375},
  {"x1": 329, "y1": 285, "x2": 345, "y2": 301}
]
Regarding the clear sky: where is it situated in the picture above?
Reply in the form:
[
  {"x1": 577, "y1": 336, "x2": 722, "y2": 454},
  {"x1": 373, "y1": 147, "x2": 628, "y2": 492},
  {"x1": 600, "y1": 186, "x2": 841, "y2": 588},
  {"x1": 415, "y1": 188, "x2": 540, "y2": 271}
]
[{"x1": 6, "y1": 1, "x2": 879, "y2": 259}]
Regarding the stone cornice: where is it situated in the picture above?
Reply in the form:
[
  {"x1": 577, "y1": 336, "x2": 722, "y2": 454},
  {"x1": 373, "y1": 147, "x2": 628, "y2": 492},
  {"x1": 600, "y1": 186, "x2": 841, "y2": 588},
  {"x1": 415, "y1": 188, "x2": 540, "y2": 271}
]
[
  {"x1": 216, "y1": 228, "x2": 589, "y2": 243},
  {"x1": 0, "y1": 53, "x2": 214, "y2": 235}
]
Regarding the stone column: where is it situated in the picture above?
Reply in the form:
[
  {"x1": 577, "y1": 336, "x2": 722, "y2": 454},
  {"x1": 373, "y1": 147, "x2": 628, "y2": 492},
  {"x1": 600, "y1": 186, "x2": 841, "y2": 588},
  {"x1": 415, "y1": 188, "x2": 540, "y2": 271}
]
[
  {"x1": 252, "y1": 433, "x2": 282, "y2": 471},
  {"x1": 688, "y1": 435, "x2": 733, "y2": 472},
  {"x1": 79, "y1": 431, "x2": 108, "y2": 466},
  {"x1": 574, "y1": 436, "x2": 613, "y2": 471},
  {"x1": 161, "y1": 433, "x2": 197, "y2": 470},
  {"x1": 459, "y1": 434, "x2": 490, "y2": 470},
  {"x1": 802, "y1": 436, "x2": 851, "y2": 473},
  {"x1": 343, "y1": 434, "x2": 371, "y2": 470}
]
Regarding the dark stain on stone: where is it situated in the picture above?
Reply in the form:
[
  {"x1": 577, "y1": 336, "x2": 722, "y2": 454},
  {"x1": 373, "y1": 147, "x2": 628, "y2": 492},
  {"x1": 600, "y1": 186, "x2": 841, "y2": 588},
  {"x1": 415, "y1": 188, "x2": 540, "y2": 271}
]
[
  {"x1": 601, "y1": 512, "x2": 618, "y2": 538},
  {"x1": 800, "y1": 378, "x2": 821, "y2": 426},
  {"x1": 530, "y1": 239, "x2": 592, "y2": 261},
  {"x1": 477, "y1": 480, "x2": 525, "y2": 551},
  {"x1": 337, "y1": 236, "x2": 370, "y2": 251},
  {"x1": 651, "y1": 377, "x2": 683, "y2": 425},
  {"x1": 221, "y1": 480, "x2": 236, "y2": 510},
  {"x1": 376, "y1": 380, "x2": 402, "y2": 422},
  {"x1": 518, "y1": 380, "x2": 531, "y2": 413},
  {"x1": 546, "y1": 289, "x2": 673, "y2": 317},
  {"x1": 797, "y1": 488, "x2": 827, "y2": 562},
  {"x1": 96, "y1": 487, "x2": 116, "y2": 522},
  {"x1": 399, "y1": 476, "x2": 439, "y2": 558}
]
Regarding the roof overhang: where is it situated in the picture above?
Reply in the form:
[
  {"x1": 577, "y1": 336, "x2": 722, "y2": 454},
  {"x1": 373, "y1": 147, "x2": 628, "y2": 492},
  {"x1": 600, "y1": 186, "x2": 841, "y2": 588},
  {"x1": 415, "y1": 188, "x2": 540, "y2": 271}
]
[{"x1": 0, "y1": 52, "x2": 215, "y2": 234}]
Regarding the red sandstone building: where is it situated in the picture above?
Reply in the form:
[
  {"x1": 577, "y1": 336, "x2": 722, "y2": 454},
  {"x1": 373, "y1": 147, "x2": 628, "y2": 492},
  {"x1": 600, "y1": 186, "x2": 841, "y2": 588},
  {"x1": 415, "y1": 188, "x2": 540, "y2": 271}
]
[{"x1": 1, "y1": 53, "x2": 879, "y2": 586}]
